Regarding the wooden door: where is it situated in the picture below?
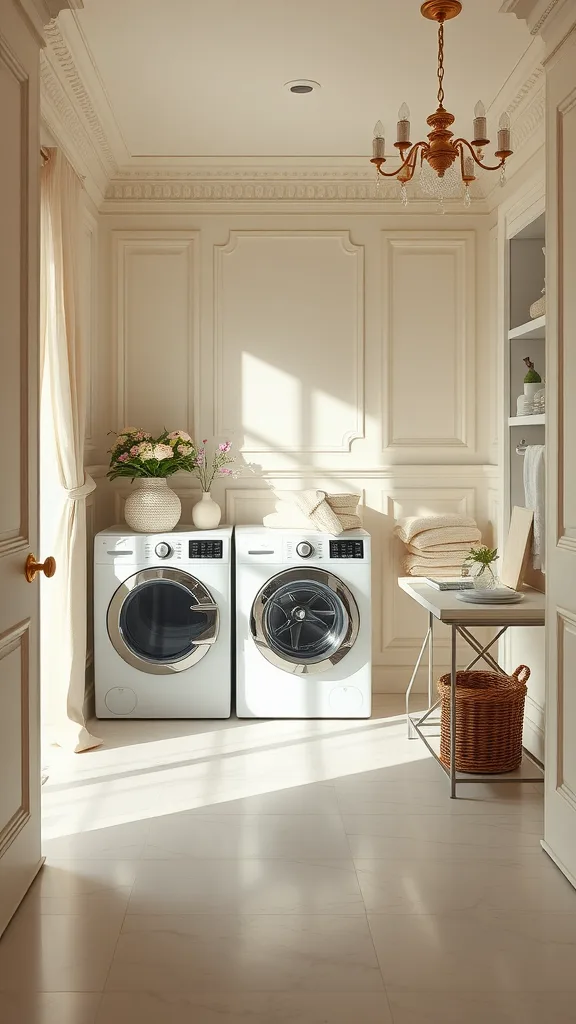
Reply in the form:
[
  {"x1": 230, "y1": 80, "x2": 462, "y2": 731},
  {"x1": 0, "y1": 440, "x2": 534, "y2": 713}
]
[
  {"x1": 543, "y1": 30, "x2": 576, "y2": 887},
  {"x1": 0, "y1": 0, "x2": 48, "y2": 935}
]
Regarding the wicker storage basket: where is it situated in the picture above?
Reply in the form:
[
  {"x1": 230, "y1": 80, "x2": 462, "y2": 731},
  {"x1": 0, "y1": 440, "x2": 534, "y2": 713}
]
[{"x1": 437, "y1": 665, "x2": 530, "y2": 774}]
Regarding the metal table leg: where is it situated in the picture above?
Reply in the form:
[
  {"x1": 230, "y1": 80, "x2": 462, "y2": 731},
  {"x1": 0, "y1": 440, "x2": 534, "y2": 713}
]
[
  {"x1": 428, "y1": 611, "x2": 434, "y2": 707},
  {"x1": 450, "y1": 625, "x2": 457, "y2": 799},
  {"x1": 405, "y1": 620, "x2": 432, "y2": 739}
]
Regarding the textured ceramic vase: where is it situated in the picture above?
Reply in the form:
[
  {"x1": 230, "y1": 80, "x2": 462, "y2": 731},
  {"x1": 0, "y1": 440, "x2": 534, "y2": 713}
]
[
  {"x1": 124, "y1": 478, "x2": 182, "y2": 533},
  {"x1": 192, "y1": 491, "x2": 222, "y2": 530}
]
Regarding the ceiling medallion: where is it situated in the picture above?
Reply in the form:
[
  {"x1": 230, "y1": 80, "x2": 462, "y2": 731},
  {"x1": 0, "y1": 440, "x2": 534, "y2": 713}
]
[{"x1": 370, "y1": 0, "x2": 512, "y2": 210}]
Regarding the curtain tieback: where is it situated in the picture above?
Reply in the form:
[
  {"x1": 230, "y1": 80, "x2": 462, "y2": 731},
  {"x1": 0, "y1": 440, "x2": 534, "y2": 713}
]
[{"x1": 66, "y1": 474, "x2": 97, "y2": 501}]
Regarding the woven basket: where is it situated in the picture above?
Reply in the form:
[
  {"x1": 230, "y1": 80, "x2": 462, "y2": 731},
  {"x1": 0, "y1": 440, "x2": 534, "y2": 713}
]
[{"x1": 437, "y1": 665, "x2": 530, "y2": 774}]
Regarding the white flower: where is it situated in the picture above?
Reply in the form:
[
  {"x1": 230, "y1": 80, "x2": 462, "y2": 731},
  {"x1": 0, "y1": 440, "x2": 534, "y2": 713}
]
[
  {"x1": 177, "y1": 443, "x2": 193, "y2": 456},
  {"x1": 153, "y1": 444, "x2": 174, "y2": 461},
  {"x1": 168, "y1": 430, "x2": 192, "y2": 442},
  {"x1": 139, "y1": 443, "x2": 155, "y2": 461},
  {"x1": 113, "y1": 435, "x2": 128, "y2": 449}
]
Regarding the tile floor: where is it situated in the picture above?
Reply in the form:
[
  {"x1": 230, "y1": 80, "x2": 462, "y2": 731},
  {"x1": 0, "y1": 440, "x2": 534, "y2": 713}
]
[{"x1": 2, "y1": 695, "x2": 575, "y2": 1023}]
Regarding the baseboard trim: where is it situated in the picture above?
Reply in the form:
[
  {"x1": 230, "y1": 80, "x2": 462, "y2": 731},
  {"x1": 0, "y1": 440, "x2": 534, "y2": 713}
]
[{"x1": 541, "y1": 841, "x2": 576, "y2": 892}]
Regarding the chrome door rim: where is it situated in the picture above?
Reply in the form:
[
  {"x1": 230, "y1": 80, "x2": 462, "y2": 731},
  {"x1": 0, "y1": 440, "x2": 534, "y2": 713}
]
[
  {"x1": 107, "y1": 567, "x2": 220, "y2": 675},
  {"x1": 250, "y1": 567, "x2": 360, "y2": 675}
]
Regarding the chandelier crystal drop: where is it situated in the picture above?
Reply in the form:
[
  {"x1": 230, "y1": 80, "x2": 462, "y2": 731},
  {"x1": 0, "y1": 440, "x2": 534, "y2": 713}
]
[{"x1": 370, "y1": 1, "x2": 513, "y2": 209}]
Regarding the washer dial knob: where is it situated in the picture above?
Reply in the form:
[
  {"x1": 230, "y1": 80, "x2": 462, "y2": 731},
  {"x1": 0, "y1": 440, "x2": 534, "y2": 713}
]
[
  {"x1": 155, "y1": 541, "x2": 172, "y2": 559},
  {"x1": 296, "y1": 541, "x2": 314, "y2": 558}
]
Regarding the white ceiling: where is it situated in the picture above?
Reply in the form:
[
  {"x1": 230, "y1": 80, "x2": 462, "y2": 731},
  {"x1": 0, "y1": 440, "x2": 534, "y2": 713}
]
[{"x1": 70, "y1": 0, "x2": 533, "y2": 161}]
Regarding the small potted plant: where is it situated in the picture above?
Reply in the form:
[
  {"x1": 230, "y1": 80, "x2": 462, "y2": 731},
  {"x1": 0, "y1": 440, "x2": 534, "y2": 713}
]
[
  {"x1": 523, "y1": 356, "x2": 542, "y2": 399},
  {"x1": 190, "y1": 440, "x2": 236, "y2": 529},
  {"x1": 464, "y1": 545, "x2": 498, "y2": 590},
  {"x1": 108, "y1": 428, "x2": 198, "y2": 532}
]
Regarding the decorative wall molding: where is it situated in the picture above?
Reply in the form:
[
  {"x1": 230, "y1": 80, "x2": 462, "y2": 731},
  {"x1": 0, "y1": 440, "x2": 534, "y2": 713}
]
[
  {"x1": 382, "y1": 232, "x2": 475, "y2": 454},
  {"x1": 0, "y1": 619, "x2": 30, "y2": 859},
  {"x1": 213, "y1": 230, "x2": 365, "y2": 454},
  {"x1": 113, "y1": 232, "x2": 200, "y2": 437}
]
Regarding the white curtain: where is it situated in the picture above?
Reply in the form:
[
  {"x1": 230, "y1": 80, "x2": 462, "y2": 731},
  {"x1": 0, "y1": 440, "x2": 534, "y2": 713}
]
[{"x1": 41, "y1": 150, "x2": 101, "y2": 753}]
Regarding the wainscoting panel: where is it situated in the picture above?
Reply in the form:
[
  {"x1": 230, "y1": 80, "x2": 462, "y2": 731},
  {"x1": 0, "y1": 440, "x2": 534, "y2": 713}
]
[
  {"x1": 113, "y1": 232, "x2": 198, "y2": 436},
  {"x1": 382, "y1": 232, "x2": 475, "y2": 454},
  {"x1": 214, "y1": 231, "x2": 364, "y2": 454}
]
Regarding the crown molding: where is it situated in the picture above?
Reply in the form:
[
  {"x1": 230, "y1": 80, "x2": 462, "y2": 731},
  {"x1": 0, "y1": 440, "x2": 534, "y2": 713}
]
[
  {"x1": 12, "y1": 0, "x2": 82, "y2": 45},
  {"x1": 101, "y1": 169, "x2": 487, "y2": 208},
  {"x1": 40, "y1": 52, "x2": 107, "y2": 206},
  {"x1": 43, "y1": 20, "x2": 116, "y2": 172},
  {"x1": 500, "y1": 0, "x2": 564, "y2": 34},
  {"x1": 501, "y1": 0, "x2": 576, "y2": 51}
]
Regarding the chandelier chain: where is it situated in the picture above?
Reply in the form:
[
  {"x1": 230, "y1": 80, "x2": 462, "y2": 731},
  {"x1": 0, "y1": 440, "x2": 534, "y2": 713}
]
[{"x1": 437, "y1": 21, "x2": 445, "y2": 108}]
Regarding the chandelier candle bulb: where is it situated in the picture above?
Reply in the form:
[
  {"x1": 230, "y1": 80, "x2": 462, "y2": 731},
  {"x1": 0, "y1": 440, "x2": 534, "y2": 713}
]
[
  {"x1": 397, "y1": 103, "x2": 411, "y2": 143},
  {"x1": 372, "y1": 121, "x2": 386, "y2": 159},
  {"x1": 473, "y1": 100, "x2": 487, "y2": 144},
  {"x1": 497, "y1": 111, "x2": 511, "y2": 153}
]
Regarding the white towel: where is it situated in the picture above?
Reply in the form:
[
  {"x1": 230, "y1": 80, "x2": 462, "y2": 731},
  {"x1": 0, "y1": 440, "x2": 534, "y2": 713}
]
[
  {"x1": 395, "y1": 514, "x2": 477, "y2": 545},
  {"x1": 523, "y1": 445, "x2": 545, "y2": 572},
  {"x1": 404, "y1": 546, "x2": 471, "y2": 561},
  {"x1": 405, "y1": 541, "x2": 475, "y2": 555},
  {"x1": 402, "y1": 526, "x2": 481, "y2": 550},
  {"x1": 405, "y1": 552, "x2": 468, "y2": 574},
  {"x1": 265, "y1": 490, "x2": 361, "y2": 533},
  {"x1": 405, "y1": 563, "x2": 466, "y2": 578}
]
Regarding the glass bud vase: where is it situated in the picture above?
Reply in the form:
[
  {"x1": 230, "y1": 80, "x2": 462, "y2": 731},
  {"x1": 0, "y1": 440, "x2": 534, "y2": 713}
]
[{"x1": 472, "y1": 564, "x2": 497, "y2": 590}]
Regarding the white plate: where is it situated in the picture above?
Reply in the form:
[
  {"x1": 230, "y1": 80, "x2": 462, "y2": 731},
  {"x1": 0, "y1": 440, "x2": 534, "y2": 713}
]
[{"x1": 457, "y1": 590, "x2": 524, "y2": 604}]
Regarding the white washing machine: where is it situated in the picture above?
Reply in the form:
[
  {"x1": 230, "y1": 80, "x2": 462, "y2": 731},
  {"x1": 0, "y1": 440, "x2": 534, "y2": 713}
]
[
  {"x1": 94, "y1": 526, "x2": 233, "y2": 719},
  {"x1": 235, "y1": 526, "x2": 371, "y2": 718}
]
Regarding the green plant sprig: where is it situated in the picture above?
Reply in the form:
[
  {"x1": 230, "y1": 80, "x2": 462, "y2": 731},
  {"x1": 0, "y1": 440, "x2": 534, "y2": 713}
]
[{"x1": 464, "y1": 545, "x2": 498, "y2": 567}]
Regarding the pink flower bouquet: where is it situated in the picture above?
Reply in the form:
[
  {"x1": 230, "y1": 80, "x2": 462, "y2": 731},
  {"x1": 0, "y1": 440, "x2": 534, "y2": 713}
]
[{"x1": 192, "y1": 439, "x2": 236, "y2": 492}]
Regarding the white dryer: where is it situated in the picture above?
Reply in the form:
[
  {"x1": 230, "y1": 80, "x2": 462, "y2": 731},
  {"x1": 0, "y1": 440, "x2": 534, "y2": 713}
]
[
  {"x1": 235, "y1": 526, "x2": 371, "y2": 719},
  {"x1": 94, "y1": 526, "x2": 232, "y2": 719}
]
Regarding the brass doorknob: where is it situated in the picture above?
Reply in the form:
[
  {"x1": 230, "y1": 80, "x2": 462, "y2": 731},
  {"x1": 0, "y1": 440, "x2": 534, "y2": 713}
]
[{"x1": 25, "y1": 554, "x2": 56, "y2": 583}]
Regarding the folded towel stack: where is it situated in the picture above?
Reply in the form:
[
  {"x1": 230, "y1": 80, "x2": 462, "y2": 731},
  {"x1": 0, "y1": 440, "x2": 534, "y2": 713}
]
[
  {"x1": 394, "y1": 514, "x2": 482, "y2": 577},
  {"x1": 263, "y1": 490, "x2": 361, "y2": 535}
]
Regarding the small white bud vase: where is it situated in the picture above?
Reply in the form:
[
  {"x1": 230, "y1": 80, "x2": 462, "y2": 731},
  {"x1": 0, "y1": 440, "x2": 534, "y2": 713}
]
[
  {"x1": 192, "y1": 491, "x2": 222, "y2": 530},
  {"x1": 123, "y1": 478, "x2": 181, "y2": 533}
]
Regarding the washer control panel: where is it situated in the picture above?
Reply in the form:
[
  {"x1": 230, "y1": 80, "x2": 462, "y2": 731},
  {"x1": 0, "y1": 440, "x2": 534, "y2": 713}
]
[
  {"x1": 329, "y1": 539, "x2": 364, "y2": 559},
  {"x1": 189, "y1": 539, "x2": 223, "y2": 559}
]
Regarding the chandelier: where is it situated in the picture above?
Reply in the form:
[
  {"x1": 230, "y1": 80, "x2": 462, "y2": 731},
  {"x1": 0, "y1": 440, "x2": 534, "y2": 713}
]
[{"x1": 370, "y1": 1, "x2": 513, "y2": 209}]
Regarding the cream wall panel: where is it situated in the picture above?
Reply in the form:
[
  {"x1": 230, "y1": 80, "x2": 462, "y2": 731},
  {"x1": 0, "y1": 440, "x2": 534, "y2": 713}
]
[
  {"x1": 92, "y1": 210, "x2": 497, "y2": 694},
  {"x1": 214, "y1": 231, "x2": 364, "y2": 454},
  {"x1": 382, "y1": 232, "x2": 475, "y2": 453},
  {"x1": 113, "y1": 232, "x2": 198, "y2": 435}
]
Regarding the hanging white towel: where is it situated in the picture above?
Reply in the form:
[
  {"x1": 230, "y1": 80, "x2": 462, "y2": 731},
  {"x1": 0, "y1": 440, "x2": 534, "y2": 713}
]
[{"x1": 523, "y1": 445, "x2": 546, "y2": 572}]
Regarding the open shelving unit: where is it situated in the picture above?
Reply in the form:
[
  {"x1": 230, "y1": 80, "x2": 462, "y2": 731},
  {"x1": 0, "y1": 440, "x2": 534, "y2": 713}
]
[{"x1": 503, "y1": 209, "x2": 546, "y2": 762}]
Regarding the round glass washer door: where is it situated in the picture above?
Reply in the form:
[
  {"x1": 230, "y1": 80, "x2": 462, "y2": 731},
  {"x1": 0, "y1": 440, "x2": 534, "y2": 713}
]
[
  {"x1": 251, "y1": 567, "x2": 359, "y2": 675},
  {"x1": 107, "y1": 567, "x2": 219, "y2": 675}
]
